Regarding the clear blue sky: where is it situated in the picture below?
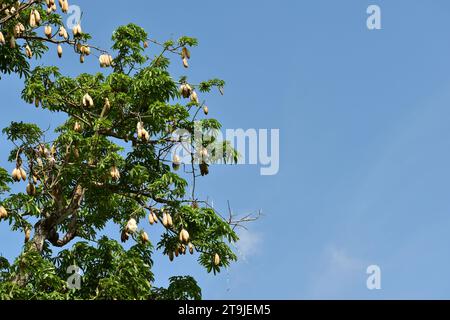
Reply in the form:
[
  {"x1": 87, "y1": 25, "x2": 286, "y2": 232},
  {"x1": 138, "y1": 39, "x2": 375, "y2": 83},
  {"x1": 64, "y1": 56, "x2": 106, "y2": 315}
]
[{"x1": 3, "y1": 0, "x2": 450, "y2": 299}]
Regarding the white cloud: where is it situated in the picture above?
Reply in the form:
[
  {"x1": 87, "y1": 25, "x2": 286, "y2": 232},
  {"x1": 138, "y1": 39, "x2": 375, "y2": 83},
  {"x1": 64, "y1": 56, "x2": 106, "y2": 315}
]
[{"x1": 235, "y1": 229, "x2": 263, "y2": 261}]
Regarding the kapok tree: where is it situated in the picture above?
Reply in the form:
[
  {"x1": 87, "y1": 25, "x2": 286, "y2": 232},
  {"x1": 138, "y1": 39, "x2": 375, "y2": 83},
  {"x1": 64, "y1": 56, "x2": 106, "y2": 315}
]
[{"x1": 0, "y1": 0, "x2": 252, "y2": 300}]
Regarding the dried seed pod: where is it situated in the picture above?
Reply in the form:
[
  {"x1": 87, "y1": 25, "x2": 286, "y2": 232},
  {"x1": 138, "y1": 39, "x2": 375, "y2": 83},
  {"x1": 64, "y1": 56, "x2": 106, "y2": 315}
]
[
  {"x1": 110, "y1": 166, "x2": 120, "y2": 181},
  {"x1": 214, "y1": 253, "x2": 221, "y2": 266},
  {"x1": 203, "y1": 105, "x2": 209, "y2": 115},
  {"x1": 179, "y1": 83, "x2": 192, "y2": 98},
  {"x1": 126, "y1": 218, "x2": 138, "y2": 234},
  {"x1": 25, "y1": 45, "x2": 32, "y2": 59},
  {"x1": 0, "y1": 206, "x2": 8, "y2": 219},
  {"x1": 26, "y1": 183, "x2": 36, "y2": 196},
  {"x1": 72, "y1": 23, "x2": 82, "y2": 36},
  {"x1": 79, "y1": 54, "x2": 84, "y2": 63},
  {"x1": 74, "y1": 121, "x2": 82, "y2": 132},
  {"x1": 143, "y1": 41, "x2": 148, "y2": 48},
  {"x1": 33, "y1": 10, "x2": 41, "y2": 24},
  {"x1": 174, "y1": 247, "x2": 179, "y2": 257},
  {"x1": 10, "y1": 36, "x2": 16, "y2": 49},
  {"x1": 168, "y1": 251, "x2": 174, "y2": 261},
  {"x1": 162, "y1": 212, "x2": 169, "y2": 227},
  {"x1": 0, "y1": 32, "x2": 5, "y2": 45},
  {"x1": 148, "y1": 211, "x2": 155, "y2": 225},
  {"x1": 61, "y1": 0, "x2": 69, "y2": 13},
  {"x1": 179, "y1": 229, "x2": 190, "y2": 243},
  {"x1": 19, "y1": 167, "x2": 27, "y2": 181},
  {"x1": 181, "y1": 47, "x2": 191, "y2": 60},
  {"x1": 141, "y1": 231, "x2": 149, "y2": 243},
  {"x1": 190, "y1": 91, "x2": 199, "y2": 104},
  {"x1": 24, "y1": 229, "x2": 31, "y2": 243},
  {"x1": 199, "y1": 162, "x2": 209, "y2": 176},
  {"x1": 58, "y1": 26, "x2": 68, "y2": 39},
  {"x1": 172, "y1": 154, "x2": 181, "y2": 171},
  {"x1": 152, "y1": 212, "x2": 158, "y2": 224},
  {"x1": 57, "y1": 44, "x2": 63, "y2": 58},
  {"x1": 29, "y1": 12, "x2": 36, "y2": 28},
  {"x1": 180, "y1": 244, "x2": 186, "y2": 255},
  {"x1": 182, "y1": 57, "x2": 189, "y2": 68},
  {"x1": 188, "y1": 242, "x2": 194, "y2": 254},
  {"x1": 121, "y1": 229, "x2": 129, "y2": 243},
  {"x1": 44, "y1": 25, "x2": 52, "y2": 38},
  {"x1": 167, "y1": 213, "x2": 173, "y2": 228},
  {"x1": 82, "y1": 93, "x2": 94, "y2": 107}
]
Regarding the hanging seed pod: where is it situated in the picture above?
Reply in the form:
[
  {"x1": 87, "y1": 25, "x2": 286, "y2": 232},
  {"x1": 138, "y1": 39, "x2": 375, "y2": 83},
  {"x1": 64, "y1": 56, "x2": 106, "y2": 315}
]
[
  {"x1": 190, "y1": 91, "x2": 199, "y2": 104},
  {"x1": 143, "y1": 41, "x2": 148, "y2": 48},
  {"x1": 179, "y1": 83, "x2": 192, "y2": 98},
  {"x1": 59, "y1": 26, "x2": 68, "y2": 39},
  {"x1": 11, "y1": 168, "x2": 20, "y2": 182},
  {"x1": 29, "y1": 12, "x2": 36, "y2": 28},
  {"x1": 148, "y1": 211, "x2": 155, "y2": 225},
  {"x1": 181, "y1": 47, "x2": 191, "y2": 60},
  {"x1": 25, "y1": 45, "x2": 32, "y2": 59},
  {"x1": 19, "y1": 167, "x2": 27, "y2": 181},
  {"x1": 24, "y1": 229, "x2": 31, "y2": 243},
  {"x1": 152, "y1": 212, "x2": 158, "y2": 224},
  {"x1": 32, "y1": 175, "x2": 38, "y2": 184},
  {"x1": 57, "y1": 44, "x2": 63, "y2": 58},
  {"x1": 79, "y1": 54, "x2": 84, "y2": 63},
  {"x1": 179, "y1": 229, "x2": 190, "y2": 243},
  {"x1": 110, "y1": 166, "x2": 120, "y2": 181},
  {"x1": 180, "y1": 244, "x2": 186, "y2": 255},
  {"x1": 174, "y1": 247, "x2": 179, "y2": 257},
  {"x1": 82, "y1": 93, "x2": 94, "y2": 107},
  {"x1": 199, "y1": 162, "x2": 209, "y2": 176},
  {"x1": 167, "y1": 213, "x2": 173, "y2": 228},
  {"x1": 126, "y1": 218, "x2": 138, "y2": 234},
  {"x1": 162, "y1": 212, "x2": 169, "y2": 227},
  {"x1": 168, "y1": 251, "x2": 174, "y2": 262},
  {"x1": 0, "y1": 206, "x2": 8, "y2": 219},
  {"x1": 214, "y1": 253, "x2": 221, "y2": 266},
  {"x1": 33, "y1": 9, "x2": 41, "y2": 24},
  {"x1": 141, "y1": 231, "x2": 149, "y2": 243},
  {"x1": 61, "y1": 0, "x2": 69, "y2": 13},
  {"x1": 26, "y1": 183, "x2": 36, "y2": 196},
  {"x1": 72, "y1": 23, "x2": 82, "y2": 36},
  {"x1": 182, "y1": 57, "x2": 189, "y2": 68},
  {"x1": 172, "y1": 154, "x2": 181, "y2": 171},
  {"x1": 0, "y1": 32, "x2": 5, "y2": 45},
  {"x1": 74, "y1": 121, "x2": 82, "y2": 132},
  {"x1": 203, "y1": 105, "x2": 209, "y2": 115},
  {"x1": 121, "y1": 229, "x2": 129, "y2": 243},
  {"x1": 44, "y1": 25, "x2": 52, "y2": 38},
  {"x1": 188, "y1": 242, "x2": 194, "y2": 254}
]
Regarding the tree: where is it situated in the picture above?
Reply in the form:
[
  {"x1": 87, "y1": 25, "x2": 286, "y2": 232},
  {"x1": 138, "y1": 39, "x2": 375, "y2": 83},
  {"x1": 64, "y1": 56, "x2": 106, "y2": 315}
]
[{"x1": 0, "y1": 0, "x2": 253, "y2": 300}]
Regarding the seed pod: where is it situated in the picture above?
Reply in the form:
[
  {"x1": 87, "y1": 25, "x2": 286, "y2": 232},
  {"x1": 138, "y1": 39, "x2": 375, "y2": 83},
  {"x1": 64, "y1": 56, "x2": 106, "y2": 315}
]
[
  {"x1": 203, "y1": 105, "x2": 209, "y2": 115},
  {"x1": 152, "y1": 212, "x2": 158, "y2": 224},
  {"x1": 25, "y1": 45, "x2": 32, "y2": 59},
  {"x1": 148, "y1": 211, "x2": 155, "y2": 225},
  {"x1": 121, "y1": 229, "x2": 129, "y2": 243},
  {"x1": 59, "y1": 26, "x2": 68, "y2": 39},
  {"x1": 32, "y1": 175, "x2": 38, "y2": 184},
  {"x1": 181, "y1": 47, "x2": 191, "y2": 60},
  {"x1": 126, "y1": 218, "x2": 138, "y2": 234},
  {"x1": 26, "y1": 183, "x2": 36, "y2": 196},
  {"x1": 83, "y1": 46, "x2": 91, "y2": 56},
  {"x1": 172, "y1": 154, "x2": 181, "y2": 171},
  {"x1": 79, "y1": 54, "x2": 84, "y2": 63},
  {"x1": 0, "y1": 206, "x2": 8, "y2": 219},
  {"x1": 24, "y1": 229, "x2": 31, "y2": 243},
  {"x1": 33, "y1": 9, "x2": 41, "y2": 24},
  {"x1": 73, "y1": 121, "x2": 82, "y2": 132},
  {"x1": 110, "y1": 166, "x2": 120, "y2": 181},
  {"x1": 190, "y1": 91, "x2": 199, "y2": 104},
  {"x1": 29, "y1": 12, "x2": 36, "y2": 28},
  {"x1": 162, "y1": 212, "x2": 168, "y2": 227},
  {"x1": 141, "y1": 231, "x2": 149, "y2": 243},
  {"x1": 72, "y1": 23, "x2": 82, "y2": 36},
  {"x1": 182, "y1": 57, "x2": 189, "y2": 68},
  {"x1": 57, "y1": 44, "x2": 63, "y2": 58},
  {"x1": 188, "y1": 242, "x2": 194, "y2": 254},
  {"x1": 19, "y1": 167, "x2": 27, "y2": 181},
  {"x1": 0, "y1": 32, "x2": 5, "y2": 45},
  {"x1": 199, "y1": 162, "x2": 209, "y2": 176},
  {"x1": 143, "y1": 41, "x2": 148, "y2": 48},
  {"x1": 143, "y1": 129, "x2": 150, "y2": 141},
  {"x1": 44, "y1": 25, "x2": 52, "y2": 38},
  {"x1": 168, "y1": 251, "x2": 174, "y2": 262},
  {"x1": 180, "y1": 244, "x2": 186, "y2": 255},
  {"x1": 82, "y1": 93, "x2": 94, "y2": 107},
  {"x1": 179, "y1": 229, "x2": 190, "y2": 243},
  {"x1": 179, "y1": 83, "x2": 192, "y2": 98},
  {"x1": 214, "y1": 253, "x2": 221, "y2": 266},
  {"x1": 62, "y1": 0, "x2": 69, "y2": 13},
  {"x1": 167, "y1": 213, "x2": 173, "y2": 228},
  {"x1": 174, "y1": 247, "x2": 179, "y2": 257}
]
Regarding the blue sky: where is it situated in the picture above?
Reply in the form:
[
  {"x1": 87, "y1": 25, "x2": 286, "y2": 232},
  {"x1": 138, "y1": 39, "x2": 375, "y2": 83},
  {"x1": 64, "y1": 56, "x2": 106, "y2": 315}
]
[{"x1": 3, "y1": 0, "x2": 450, "y2": 299}]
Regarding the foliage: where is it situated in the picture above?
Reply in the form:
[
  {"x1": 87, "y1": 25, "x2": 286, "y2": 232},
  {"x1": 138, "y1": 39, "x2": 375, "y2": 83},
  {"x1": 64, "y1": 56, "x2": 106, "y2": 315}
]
[{"x1": 0, "y1": 1, "x2": 242, "y2": 300}]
